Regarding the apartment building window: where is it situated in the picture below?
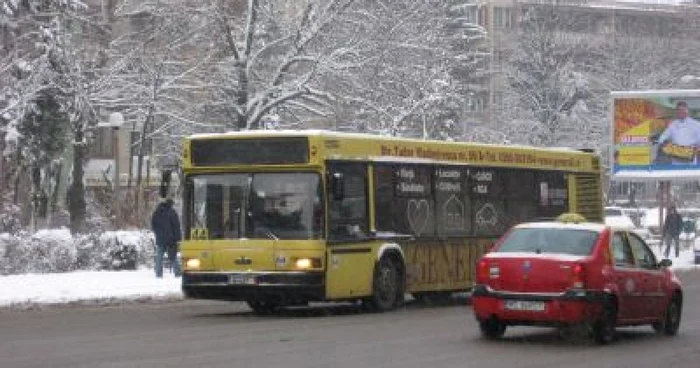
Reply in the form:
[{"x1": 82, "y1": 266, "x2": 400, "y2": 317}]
[
  {"x1": 492, "y1": 91, "x2": 504, "y2": 111},
  {"x1": 479, "y1": 6, "x2": 488, "y2": 28},
  {"x1": 464, "y1": 5, "x2": 480, "y2": 24},
  {"x1": 466, "y1": 94, "x2": 485, "y2": 113},
  {"x1": 493, "y1": 7, "x2": 512, "y2": 29}
]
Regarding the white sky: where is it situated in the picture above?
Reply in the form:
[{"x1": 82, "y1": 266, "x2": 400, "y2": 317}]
[{"x1": 0, "y1": 234, "x2": 697, "y2": 309}]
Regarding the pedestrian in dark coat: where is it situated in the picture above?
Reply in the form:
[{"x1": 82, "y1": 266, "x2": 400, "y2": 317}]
[
  {"x1": 663, "y1": 205, "x2": 683, "y2": 258},
  {"x1": 151, "y1": 198, "x2": 182, "y2": 277}
]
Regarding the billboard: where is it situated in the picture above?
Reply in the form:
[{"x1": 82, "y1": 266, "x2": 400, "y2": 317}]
[{"x1": 612, "y1": 90, "x2": 700, "y2": 180}]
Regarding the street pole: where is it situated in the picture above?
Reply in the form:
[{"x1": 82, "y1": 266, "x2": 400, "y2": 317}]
[
  {"x1": 107, "y1": 112, "x2": 124, "y2": 230},
  {"x1": 113, "y1": 126, "x2": 120, "y2": 229}
]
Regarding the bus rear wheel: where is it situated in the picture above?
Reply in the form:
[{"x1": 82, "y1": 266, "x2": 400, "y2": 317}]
[{"x1": 364, "y1": 257, "x2": 401, "y2": 312}]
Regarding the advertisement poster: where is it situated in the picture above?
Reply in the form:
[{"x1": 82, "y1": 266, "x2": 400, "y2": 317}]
[{"x1": 612, "y1": 91, "x2": 700, "y2": 178}]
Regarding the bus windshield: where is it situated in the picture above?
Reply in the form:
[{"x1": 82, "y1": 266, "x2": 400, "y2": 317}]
[{"x1": 186, "y1": 172, "x2": 323, "y2": 240}]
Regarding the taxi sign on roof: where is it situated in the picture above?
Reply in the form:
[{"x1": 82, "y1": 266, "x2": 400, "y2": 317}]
[{"x1": 556, "y1": 213, "x2": 587, "y2": 223}]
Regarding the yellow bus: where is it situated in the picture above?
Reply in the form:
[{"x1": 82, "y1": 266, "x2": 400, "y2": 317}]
[{"x1": 175, "y1": 130, "x2": 603, "y2": 313}]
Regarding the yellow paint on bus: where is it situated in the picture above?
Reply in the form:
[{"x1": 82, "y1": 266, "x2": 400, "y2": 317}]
[{"x1": 177, "y1": 130, "x2": 603, "y2": 312}]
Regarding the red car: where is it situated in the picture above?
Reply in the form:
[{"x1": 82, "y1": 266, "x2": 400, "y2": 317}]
[{"x1": 471, "y1": 217, "x2": 683, "y2": 344}]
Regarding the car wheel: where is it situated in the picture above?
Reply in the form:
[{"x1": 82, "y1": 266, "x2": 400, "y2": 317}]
[
  {"x1": 247, "y1": 300, "x2": 279, "y2": 315},
  {"x1": 591, "y1": 300, "x2": 617, "y2": 344},
  {"x1": 363, "y1": 257, "x2": 400, "y2": 312},
  {"x1": 479, "y1": 318, "x2": 506, "y2": 340},
  {"x1": 654, "y1": 296, "x2": 682, "y2": 336}
]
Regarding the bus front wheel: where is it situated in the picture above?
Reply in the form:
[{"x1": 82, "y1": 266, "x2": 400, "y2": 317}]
[{"x1": 364, "y1": 257, "x2": 402, "y2": 312}]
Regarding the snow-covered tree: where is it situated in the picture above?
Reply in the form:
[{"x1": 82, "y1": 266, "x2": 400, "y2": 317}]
[
  {"x1": 1, "y1": 0, "x2": 88, "y2": 231},
  {"x1": 91, "y1": 1, "x2": 216, "y2": 219},
  {"x1": 585, "y1": 10, "x2": 700, "y2": 161},
  {"x1": 196, "y1": 0, "x2": 489, "y2": 136},
  {"x1": 504, "y1": 5, "x2": 593, "y2": 147},
  {"x1": 197, "y1": 0, "x2": 360, "y2": 131},
  {"x1": 327, "y1": 0, "x2": 488, "y2": 138},
  {"x1": 595, "y1": 14, "x2": 699, "y2": 91}
]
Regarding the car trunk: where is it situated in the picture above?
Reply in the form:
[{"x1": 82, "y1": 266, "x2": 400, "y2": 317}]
[{"x1": 482, "y1": 253, "x2": 586, "y2": 293}]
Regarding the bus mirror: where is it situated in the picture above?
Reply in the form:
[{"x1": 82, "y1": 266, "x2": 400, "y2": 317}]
[
  {"x1": 331, "y1": 172, "x2": 344, "y2": 200},
  {"x1": 160, "y1": 169, "x2": 172, "y2": 198}
]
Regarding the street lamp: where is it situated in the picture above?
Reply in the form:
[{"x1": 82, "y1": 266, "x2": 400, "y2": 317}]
[{"x1": 98, "y1": 112, "x2": 124, "y2": 229}]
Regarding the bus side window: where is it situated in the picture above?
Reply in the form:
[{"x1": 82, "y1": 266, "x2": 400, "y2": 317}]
[{"x1": 328, "y1": 162, "x2": 368, "y2": 241}]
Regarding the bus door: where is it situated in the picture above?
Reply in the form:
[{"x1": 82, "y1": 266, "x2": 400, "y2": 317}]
[{"x1": 325, "y1": 161, "x2": 375, "y2": 298}]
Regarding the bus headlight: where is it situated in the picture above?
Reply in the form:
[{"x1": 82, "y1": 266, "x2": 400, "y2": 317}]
[
  {"x1": 295, "y1": 258, "x2": 321, "y2": 269},
  {"x1": 185, "y1": 258, "x2": 201, "y2": 269},
  {"x1": 295, "y1": 258, "x2": 312, "y2": 269}
]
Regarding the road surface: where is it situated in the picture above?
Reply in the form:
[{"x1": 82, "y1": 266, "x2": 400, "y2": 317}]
[{"x1": 2, "y1": 271, "x2": 700, "y2": 368}]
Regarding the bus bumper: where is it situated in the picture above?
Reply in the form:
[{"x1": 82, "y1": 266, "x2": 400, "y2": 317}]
[{"x1": 182, "y1": 271, "x2": 325, "y2": 303}]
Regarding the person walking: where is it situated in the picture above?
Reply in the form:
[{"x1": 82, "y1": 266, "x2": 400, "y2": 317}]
[
  {"x1": 662, "y1": 205, "x2": 683, "y2": 259},
  {"x1": 151, "y1": 198, "x2": 182, "y2": 277}
]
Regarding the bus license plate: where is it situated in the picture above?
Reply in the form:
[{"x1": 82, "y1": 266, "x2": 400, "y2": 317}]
[
  {"x1": 229, "y1": 275, "x2": 248, "y2": 284},
  {"x1": 504, "y1": 300, "x2": 545, "y2": 312}
]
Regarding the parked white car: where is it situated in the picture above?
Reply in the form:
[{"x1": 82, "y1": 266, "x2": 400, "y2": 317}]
[
  {"x1": 605, "y1": 206, "x2": 651, "y2": 240},
  {"x1": 642, "y1": 207, "x2": 662, "y2": 239}
]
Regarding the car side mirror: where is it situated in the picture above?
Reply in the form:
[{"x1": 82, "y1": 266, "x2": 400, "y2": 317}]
[{"x1": 658, "y1": 259, "x2": 673, "y2": 268}]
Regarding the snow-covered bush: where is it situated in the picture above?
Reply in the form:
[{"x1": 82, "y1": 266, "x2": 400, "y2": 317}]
[
  {"x1": 0, "y1": 229, "x2": 155, "y2": 275},
  {"x1": 0, "y1": 202, "x2": 22, "y2": 234},
  {"x1": 102, "y1": 231, "x2": 155, "y2": 268},
  {"x1": 36, "y1": 229, "x2": 77, "y2": 272},
  {"x1": 0, "y1": 229, "x2": 75, "y2": 274},
  {"x1": 74, "y1": 230, "x2": 154, "y2": 271}
]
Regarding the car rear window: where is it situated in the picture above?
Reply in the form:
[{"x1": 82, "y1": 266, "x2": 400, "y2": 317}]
[{"x1": 496, "y1": 228, "x2": 599, "y2": 256}]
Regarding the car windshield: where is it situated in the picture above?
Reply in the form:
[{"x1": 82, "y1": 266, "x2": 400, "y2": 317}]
[
  {"x1": 496, "y1": 228, "x2": 599, "y2": 256},
  {"x1": 185, "y1": 172, "x2": 323, "y2": 240}
]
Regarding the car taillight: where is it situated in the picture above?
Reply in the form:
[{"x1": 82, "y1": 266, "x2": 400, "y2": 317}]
[
  {"x1": 477, "y1": 259, "x2": 500, "y2": 283},
  {"x1": 478, "y1": 259, "x2": 489, "y2": 283},
  {"x1": 571, "y1": 263, "x2": 586, "y2": 289}
]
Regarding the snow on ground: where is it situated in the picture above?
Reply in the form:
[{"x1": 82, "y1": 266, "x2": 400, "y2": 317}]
[
  {"x1": 0, "y1": 238, "x2": 697, "y2": 310},
  {"x1": 0, "y1": 268, "x2": 183, "y2": 309},
  {"x1": 649, "y1": 239, "x2": 699, "y2": 271}
]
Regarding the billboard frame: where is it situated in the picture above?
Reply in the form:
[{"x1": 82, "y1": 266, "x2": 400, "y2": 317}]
[{"x1": 610, "y1": 89, "x2": 700, "y2": 181}]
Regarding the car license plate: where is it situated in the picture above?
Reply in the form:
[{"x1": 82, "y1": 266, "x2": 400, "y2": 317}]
[{"x1": 504, "y1": 300, "x2": 545, "y2": 312}]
